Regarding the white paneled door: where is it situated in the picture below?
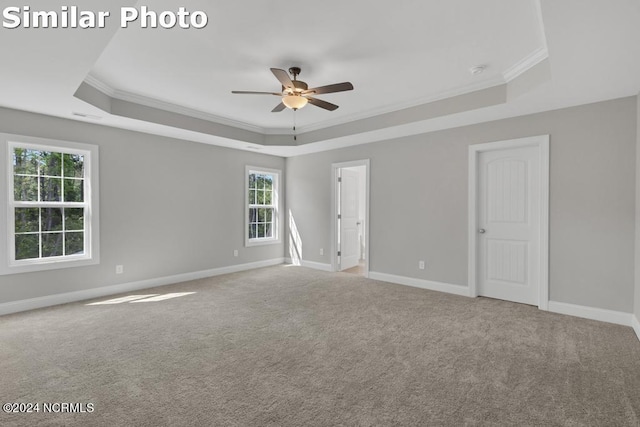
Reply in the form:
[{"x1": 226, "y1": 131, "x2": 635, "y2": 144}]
[
  {"x1": 477, "y1": 145, "x2": 541, "y2": 305},
  {"x1": 339, "y1": 169, "x2": 360, "y2": 271}
]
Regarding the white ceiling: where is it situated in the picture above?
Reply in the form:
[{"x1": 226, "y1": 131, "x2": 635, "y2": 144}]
[{"x1": 1, "y1": 0, "x2": 639, "y2": 156}]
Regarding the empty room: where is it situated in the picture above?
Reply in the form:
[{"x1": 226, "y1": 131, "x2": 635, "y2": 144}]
[{"x1": 1, "y1": 1, "x2": 640, "y2": 425}]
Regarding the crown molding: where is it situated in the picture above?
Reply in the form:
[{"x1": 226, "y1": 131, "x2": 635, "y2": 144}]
[
  {"x1": 83, "y1": 37, "x2": 547, "y2": 138},
  {"x1": 534, "y1": 0, "x2": 549, "y2": 52},
  {"x1": 111, "y1": 89, "x2": 267, "y2": 133},
  {"x1": 295, "y1": 76, "x2": 507, "y2": 134},
  {"x1": 502, "y1": 46, "x2": 549, "y2": 82},
  {"x1": 263, "y1": 126, "x2": 294, "y2": 135},
  {"x1": 501, "y1": 0, "x2": 549, "y2": 83},
  {"x1": 84, "y1": 74, "x2": 116, "y2": 97},
  {"x1": 83, "y1": 74, "x2": 267, "y2": 134},
  {"x1": 297, "y1": 33, "x2": 549, "y2": 133},
  {"x1": 83, "y1": 73, "x2": 509, "y2": 137}
]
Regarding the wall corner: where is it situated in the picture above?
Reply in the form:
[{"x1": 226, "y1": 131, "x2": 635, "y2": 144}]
[{"x1": 635, "y1": 93, "x2": 640, "y2": 323}]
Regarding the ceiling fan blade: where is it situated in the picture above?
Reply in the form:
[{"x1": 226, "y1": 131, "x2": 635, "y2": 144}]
[
  {"x1": 271, "y1": 102, "x2": 286, "y2": 112},
  {"x1": 271, "y1": 68, "x2": 294, "y2": 88},
  {"x1": 307, "y1": 97, "x2": 339, "y2": 111},
  {"x1": 304, "y1": 82, "x2": 354, "y2": 95},
  {"x1": 231, "y1": 91, "x2": 281, "y2": 95}
]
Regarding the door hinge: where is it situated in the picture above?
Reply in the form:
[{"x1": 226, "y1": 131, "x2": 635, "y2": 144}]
[
  {"x1": 338, "y1": 177, "x2": 342, "y2": 182},
  {"x1": 337, "y1": 251, "x2": 341, "y2": 256},
  {"x1": 337, "y1": 214, "x2": 341, "y2": 219}
]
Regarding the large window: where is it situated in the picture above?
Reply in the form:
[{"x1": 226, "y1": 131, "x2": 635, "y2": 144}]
[
  {"x1": 246, "y1": 166, "x2": 280, "y2": 246},
  {"x1": 1, "y1": 135, "x2": 99, "y2": 274}
]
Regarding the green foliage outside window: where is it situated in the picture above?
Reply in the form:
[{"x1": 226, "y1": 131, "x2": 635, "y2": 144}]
[
  {"x1": 248, "y1": 172, "x2": 275, "y2": 240},
  {"x1": 12, "y1": 148, "x2": 86, "y2": 261}
]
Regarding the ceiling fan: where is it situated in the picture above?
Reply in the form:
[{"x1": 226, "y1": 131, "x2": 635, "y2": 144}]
[{"x1": 232, "y1": 67, "x2": 354, "y2": 112}]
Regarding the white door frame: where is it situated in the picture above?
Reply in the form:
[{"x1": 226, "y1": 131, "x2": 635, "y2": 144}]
[
  {"x1": 331, "y1": 159, "x2": 370, "y2": 277},
  {"x1": 468, "y1": 135, "x2": 549, "y2": 310}
]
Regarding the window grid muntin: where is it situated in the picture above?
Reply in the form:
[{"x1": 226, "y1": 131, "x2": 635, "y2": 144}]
[
  {"x1": 10, "y1": 143, "x2": 90, "y2": 263},
  {"x1": 12, "y1": 149, "x2": 84, "y2": 204},
  {"x1": 247, "y1": 169, "x2": 278, "y2": 243},
  {"x1": 13, "y1": 206, "x2": 86, "y2": 259}
]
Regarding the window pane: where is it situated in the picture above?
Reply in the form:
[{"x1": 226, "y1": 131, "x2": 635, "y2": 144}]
[
  {"x1": 65, "y1": 208, "x2": 84, "y2": 231},
  {"x1": 40, "y1": 177, "x2": 62, "y2": 201},
  {"x1": 41, "y1": 208, "x2": 63, "y2": 232},
  {"x1": 247, "y1": 170, "x2": 278, "y2": 242},
  {"x1": 249, "y1": 208, "x2": 257, "y2": 223},
  {"x1": 63, "y1": 153, "x2": 84, "y2": 178},
  {"x1": 13, "y1": 148, "x2": 40, "y2": 175},
  {"x1": 40, "y1": 152, "x2": 62, "y2": 177},
  {"x1": 9, "y1": 143, "x2": 94, "y2": 266},
  {"x1": 16, "y1": 234, "x2": 39, "y2": 260},
  {"x1": 42, "y1": 233, "x2": 63, "y2": 257},
  {"x1": 65, "y1": 232, "x2": 84, "y2": 255},
  {"x1": 64, "y1": 179, "x2": 84, "y2": 202},
  {"x1": 15, "y1": 208, "x2": 39, "y2": 233},
  {"x1": 13, "y1": 176, "x2": 39, "y2": 201}
]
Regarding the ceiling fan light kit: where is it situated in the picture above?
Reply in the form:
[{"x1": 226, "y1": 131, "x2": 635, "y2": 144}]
[
  {"x1": 232, "y1": 66, "x2": 354, "y2": 112},
  {"x1": 282, "y1": 94, "x2": 308, "y2": 110}
]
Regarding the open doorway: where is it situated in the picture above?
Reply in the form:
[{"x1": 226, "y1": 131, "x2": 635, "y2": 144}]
[{"x1": 332, "y1": 160, "x2": 370, "y2": 277}]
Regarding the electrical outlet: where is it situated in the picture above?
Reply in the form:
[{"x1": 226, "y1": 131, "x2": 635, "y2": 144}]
[
  {"x1": 418, "y1": 261, "x2": 425, "y2": 270},
  {"x1": 320, "y1": 248, "x2": 324, "y2": 256},
  {"x1": 233, "y1": 249, "x2": 239, "y2": 257},
  {"x1": 116, "y1": 265, "x2": 124, "y2": 274}
]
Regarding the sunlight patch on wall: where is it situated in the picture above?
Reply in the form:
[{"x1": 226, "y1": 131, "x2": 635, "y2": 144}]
[{"x1": 289, "y1": 210, "x2": 302, "y2": 265}]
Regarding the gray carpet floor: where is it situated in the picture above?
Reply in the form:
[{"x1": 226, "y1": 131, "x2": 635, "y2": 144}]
[{"x1": 1, "y1": 265, "x2": 639, "y2": 426}]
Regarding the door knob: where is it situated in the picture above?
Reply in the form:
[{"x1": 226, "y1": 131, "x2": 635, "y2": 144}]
[{"x1": 478, "y1": 229, "x2": 486, "y2": 234}]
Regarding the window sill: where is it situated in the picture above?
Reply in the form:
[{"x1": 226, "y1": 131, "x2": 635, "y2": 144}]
[
  {"x1": 0, "y1": 256, "x2": 99, "y2": 276},
  {"x1": 245, "y1": 238, "x2": 281, "y2": 247}
]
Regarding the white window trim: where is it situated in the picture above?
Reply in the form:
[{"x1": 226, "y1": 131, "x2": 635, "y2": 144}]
[
  {"x1": 0, "y1": 133, "x2": 100, "y2": 275},
  {"x1": 245, "y1": 165, "x2": 280, "y2": 247}
]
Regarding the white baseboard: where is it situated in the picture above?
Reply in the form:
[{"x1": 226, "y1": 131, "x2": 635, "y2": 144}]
[
  {"x1": 365, "y1": 275, "x2": 638, "y2": 334},
  {"x1": 0, "y1": 258, "x2": 285, "y2": 316},
  {"x1": 633, "y1": 315, "x2": 640, "y2": 342},
  {"x1": 284, "y1": 258, "x2": 333, "y2": 272},
  {"x1": 547, "y1": 301, "x2": 633, "y2": 327},
  {"x1": 369, "y1": 271, "x2": 469, "y2": 297}
]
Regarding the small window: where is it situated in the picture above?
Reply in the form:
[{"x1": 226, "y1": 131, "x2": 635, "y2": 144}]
[
  {"x1": 246, "y1": 166, "x2": 280, "y2": 246},
  {"x1": 1, "y1": 135, "x2": 99, "y2": 275}
]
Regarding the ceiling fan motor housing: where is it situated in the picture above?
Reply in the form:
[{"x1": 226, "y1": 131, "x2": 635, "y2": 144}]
[{"x1": 287, "y1": 80, "x2": 308, "y2": 94}]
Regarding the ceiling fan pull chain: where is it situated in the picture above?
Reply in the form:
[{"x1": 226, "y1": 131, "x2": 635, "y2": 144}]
[{"x1": 293, "y1": 110, "x2": 297, "y2": 141}]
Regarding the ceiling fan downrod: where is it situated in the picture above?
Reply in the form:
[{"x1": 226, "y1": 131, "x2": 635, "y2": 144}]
[{"x1": 288, "y1": 67, "x2": 301, "y2": 81}]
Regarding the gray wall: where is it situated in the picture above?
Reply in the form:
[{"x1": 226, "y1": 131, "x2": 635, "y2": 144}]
[
  {"x1": 0, "y1": 108, "x2": 284, "y2": 304},
  {"x1": 2, "y1": 97, "x2": 637, "y2": 315},
  {"x1": 286, "y1": 97, "x2": 637, "y2": 313},
  {"x1": 636, "y1": 93, "x2": 640, "y2": 320}
]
